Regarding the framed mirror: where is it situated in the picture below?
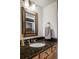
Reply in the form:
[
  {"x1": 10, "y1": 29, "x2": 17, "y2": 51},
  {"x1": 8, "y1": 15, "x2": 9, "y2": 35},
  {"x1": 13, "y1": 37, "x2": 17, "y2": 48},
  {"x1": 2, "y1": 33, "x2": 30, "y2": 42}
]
[{"x1": 21, "y1": 7, "x2": 38, "y2": 37}]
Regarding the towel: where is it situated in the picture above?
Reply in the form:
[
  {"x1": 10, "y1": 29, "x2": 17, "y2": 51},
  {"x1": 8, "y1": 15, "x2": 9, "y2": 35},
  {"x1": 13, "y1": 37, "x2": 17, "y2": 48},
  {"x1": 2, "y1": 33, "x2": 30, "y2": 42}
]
[{"x1": 45, "y1": 26, "x2": 51, "y2": 39}]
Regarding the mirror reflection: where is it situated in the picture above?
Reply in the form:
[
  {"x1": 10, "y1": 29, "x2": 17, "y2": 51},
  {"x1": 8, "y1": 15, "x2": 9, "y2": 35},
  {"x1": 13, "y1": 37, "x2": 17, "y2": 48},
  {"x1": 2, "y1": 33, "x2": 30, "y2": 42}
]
[{"x1": 25, "y1": 11, "x2": 38, "y2": 37}]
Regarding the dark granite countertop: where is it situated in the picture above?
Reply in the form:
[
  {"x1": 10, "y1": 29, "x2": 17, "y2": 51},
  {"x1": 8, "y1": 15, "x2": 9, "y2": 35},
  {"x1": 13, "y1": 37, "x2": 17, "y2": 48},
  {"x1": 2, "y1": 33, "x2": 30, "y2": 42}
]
[{"x1": 20, "y1": 38, "x2": 57, "y2": 59}]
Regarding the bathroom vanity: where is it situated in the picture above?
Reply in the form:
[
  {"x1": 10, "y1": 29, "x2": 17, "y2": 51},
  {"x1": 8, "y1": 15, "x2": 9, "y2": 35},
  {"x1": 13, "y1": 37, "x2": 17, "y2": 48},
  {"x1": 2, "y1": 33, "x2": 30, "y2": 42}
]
[
  {"x1": 32, "y1": 44, "x2": 57, "y2": 59},
  {"x1": 20, "y1": 38, "x2": 57, "y2": 59}
]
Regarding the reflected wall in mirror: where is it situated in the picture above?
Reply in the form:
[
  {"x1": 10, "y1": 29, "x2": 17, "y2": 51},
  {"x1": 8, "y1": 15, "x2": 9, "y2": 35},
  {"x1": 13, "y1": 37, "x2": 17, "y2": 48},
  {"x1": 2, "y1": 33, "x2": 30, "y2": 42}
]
[
  {"x1": 21, "y1": 7, "x2": 38, "y2": 37},
  {"x1": 26, "y1": 12, "x2": 35, "y2": 34},
  {"x1": 25, "y1": 11, "x2": 38, "y2": 37}
]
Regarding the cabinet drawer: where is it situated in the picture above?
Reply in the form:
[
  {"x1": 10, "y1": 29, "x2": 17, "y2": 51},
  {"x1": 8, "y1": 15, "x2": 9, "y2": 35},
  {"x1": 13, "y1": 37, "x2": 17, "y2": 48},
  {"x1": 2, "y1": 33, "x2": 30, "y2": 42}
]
[
  {"x1": 40, "y1": 51, "x2": 48, "y2": 59},
  {"x1": 47, "y1": 52, "x2": 57, "y2": 59},
  {"x1": 46, "y1": 48, "x2": 51, "y2": 55},
  {"x1": 32, "y1": 55, "x2": 39, "y2": 59}
]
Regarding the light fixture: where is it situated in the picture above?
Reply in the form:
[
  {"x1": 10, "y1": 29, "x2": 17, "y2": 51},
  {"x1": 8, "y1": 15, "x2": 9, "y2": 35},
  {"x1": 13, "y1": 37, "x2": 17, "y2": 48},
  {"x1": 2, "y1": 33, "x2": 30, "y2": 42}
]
[
  {"x1": 24, "y1": 0, "x2": 36, "y2": 11},
  {"x1": 30, "y1": 3, "x2": 36, "y2": 11},
  {"x1": 24, "y1": 0, "x2": 29, "y2": 9}
]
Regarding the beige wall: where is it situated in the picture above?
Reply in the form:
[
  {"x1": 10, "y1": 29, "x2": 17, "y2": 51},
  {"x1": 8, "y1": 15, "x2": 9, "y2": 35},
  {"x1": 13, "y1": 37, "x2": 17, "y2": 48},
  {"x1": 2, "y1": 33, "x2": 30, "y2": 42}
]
[
  {"x1": 42, "y1": 1, "x2": 57, "y2": 38},
  {"x1": 35, "y1": 5, "x2": 43, "y2": 37}
]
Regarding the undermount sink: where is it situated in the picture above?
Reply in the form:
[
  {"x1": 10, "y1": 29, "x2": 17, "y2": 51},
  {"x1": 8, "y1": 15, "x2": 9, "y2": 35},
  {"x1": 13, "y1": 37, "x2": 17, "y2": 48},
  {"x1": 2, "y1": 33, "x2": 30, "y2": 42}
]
[{"x1": 30, "y1": 42, "x2": 46, "y2": 48}]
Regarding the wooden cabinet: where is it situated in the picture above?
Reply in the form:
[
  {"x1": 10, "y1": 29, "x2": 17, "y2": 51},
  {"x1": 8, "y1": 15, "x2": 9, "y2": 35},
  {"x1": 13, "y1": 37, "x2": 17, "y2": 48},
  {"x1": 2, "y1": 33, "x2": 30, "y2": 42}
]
[
  {"x1": 32, "y1": 44, "x2": 57, "y2": 59},
  {"x1": 40, "y1": 45, "x2": 57, "y2": 59}
]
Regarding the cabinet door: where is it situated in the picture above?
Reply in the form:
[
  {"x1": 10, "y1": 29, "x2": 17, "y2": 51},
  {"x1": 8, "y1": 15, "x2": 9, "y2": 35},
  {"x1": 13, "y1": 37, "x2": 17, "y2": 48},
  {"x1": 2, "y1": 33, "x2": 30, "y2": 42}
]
[
  {"x1": 46, "y1": 48, "x2": 51, "y2": 55},
  {"x1": 48, "y1": 44, "x2": 57, "y2": 59},
  {"x1": 40, "y1": 48, "x2": 51, "y2": 59},
  {"x1": 47, "y1": 51, "x2": 57, "y2": 59},
  {"x1": 40, "y1": 51, "x2": 48, "y2": 59},
  {"x1": 52, "y1": 44, "x2": 57, "y2": 52}
]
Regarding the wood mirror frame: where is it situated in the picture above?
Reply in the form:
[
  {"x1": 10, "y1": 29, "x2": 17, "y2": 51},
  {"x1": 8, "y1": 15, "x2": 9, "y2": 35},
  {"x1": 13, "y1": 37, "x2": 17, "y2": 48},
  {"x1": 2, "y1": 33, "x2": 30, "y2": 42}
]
[{"x1": 21, "y1": 7, "x2": 38, "y2": 37}]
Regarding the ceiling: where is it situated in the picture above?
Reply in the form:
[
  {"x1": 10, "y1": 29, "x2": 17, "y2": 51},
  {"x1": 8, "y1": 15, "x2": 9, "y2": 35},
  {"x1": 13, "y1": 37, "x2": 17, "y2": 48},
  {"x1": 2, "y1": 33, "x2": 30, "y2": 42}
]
[{"x1": 31, "y1": 0, "x2": 57, "y2": 8}]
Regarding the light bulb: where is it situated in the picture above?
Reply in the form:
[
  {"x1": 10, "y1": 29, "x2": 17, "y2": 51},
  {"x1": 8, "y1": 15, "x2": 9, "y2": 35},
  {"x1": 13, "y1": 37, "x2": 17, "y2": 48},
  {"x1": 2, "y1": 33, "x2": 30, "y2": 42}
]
[
  {"x1": 31, "y1": 4, "x2": 36, "y2": 11},
  {"x1": 24, "y1": 0, "x2": 29, "y2": 9}
]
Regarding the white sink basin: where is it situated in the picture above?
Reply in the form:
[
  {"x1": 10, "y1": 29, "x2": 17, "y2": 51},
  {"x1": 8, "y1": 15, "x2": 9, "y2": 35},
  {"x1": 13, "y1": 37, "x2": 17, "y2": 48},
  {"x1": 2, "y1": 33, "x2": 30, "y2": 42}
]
[{"x1": 30, "y1": 42, "x2": 45, "y2": 48}]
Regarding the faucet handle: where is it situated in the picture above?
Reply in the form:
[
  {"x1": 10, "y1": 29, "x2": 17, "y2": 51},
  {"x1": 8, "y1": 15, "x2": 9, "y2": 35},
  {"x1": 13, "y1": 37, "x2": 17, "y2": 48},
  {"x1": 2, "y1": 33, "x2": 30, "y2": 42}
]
[{"x1": 34, "y1": 40, "x2": 36, "y2": 42}]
